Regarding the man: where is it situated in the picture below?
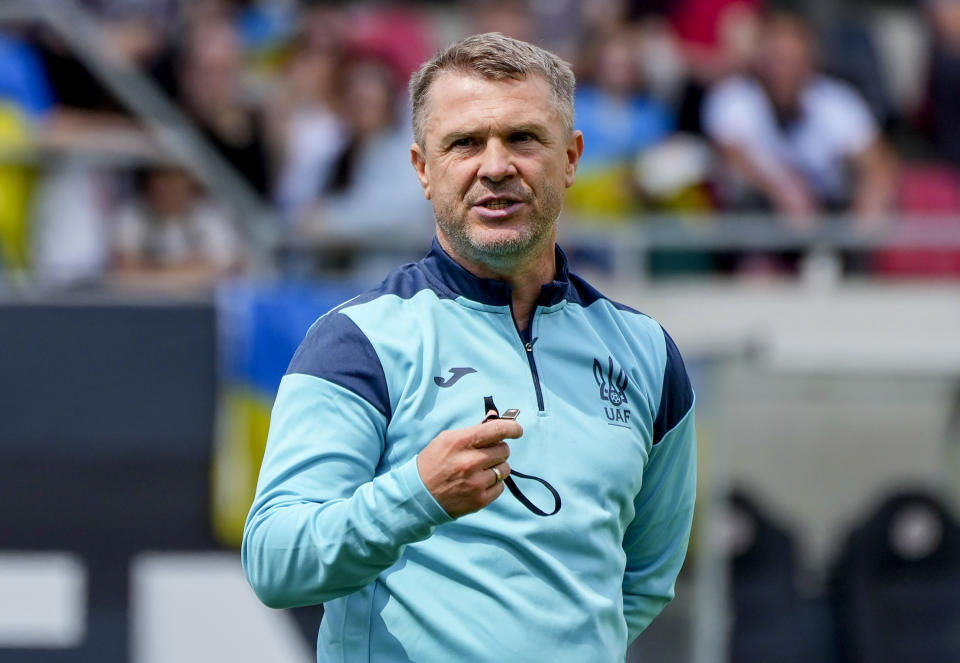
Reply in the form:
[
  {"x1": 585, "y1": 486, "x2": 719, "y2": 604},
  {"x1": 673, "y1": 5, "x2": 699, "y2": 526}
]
[
  {"x1": 702, "y1": 13, "x2": 897, "y2": 225},
  {"x1": 243, "y1": 33, "x2": 696, "y2": 662}
]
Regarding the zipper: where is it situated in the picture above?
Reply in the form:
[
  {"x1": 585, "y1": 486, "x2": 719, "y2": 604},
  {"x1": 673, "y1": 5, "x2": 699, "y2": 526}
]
[{"x1": 511, "y1": 304, "x2": 545, "y2": 412}]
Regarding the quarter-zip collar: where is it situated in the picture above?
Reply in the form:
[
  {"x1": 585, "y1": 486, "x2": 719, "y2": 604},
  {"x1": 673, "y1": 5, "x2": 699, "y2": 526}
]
[{"x1": 422, "y1": 236, "x2": 572, "y2": 308}]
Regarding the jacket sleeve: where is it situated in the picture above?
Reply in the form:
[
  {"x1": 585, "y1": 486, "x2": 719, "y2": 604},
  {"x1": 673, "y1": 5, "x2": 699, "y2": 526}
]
[
  {"x1": 241, "y1": 311, "x2": 452, "y2": 609},
  {"x1": 622, "y1": 329, "x2": 697, "y2": 642}
]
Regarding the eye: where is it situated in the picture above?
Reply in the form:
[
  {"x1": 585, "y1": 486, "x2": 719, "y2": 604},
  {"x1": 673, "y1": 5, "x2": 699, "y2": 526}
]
[
  {"x1": 510, "y1": 131, "x2": 535, "y2": 143},
  {"x1": 450, "y1": 137, "x2": 475, "y2": 149}
]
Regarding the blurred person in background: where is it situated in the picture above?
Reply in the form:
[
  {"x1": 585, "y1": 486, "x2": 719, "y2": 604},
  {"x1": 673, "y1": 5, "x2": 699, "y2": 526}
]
[
  {"x1": 28, "y1": 10, "x2": 176, "y2": 286},
  {"x1": 286, "y1": 4, "x2": 435, "y2": 273},
  {"x1": 922, "y1": 0, "x2": 960, "y2": 170},
  {"x1": 34, "y1": 6, "x2": 175, "y2": 141},
  {"x1": 177, "y1": 12, "x2": 271, "y2": 197},
  {"x1": 111, "y1": 165, "x2": 242, "y2": 290},
  {"x1": 702, "y1": 12, "x2": 898, "y2": 227},
  {"x1": 295, "y1": 56, "x2": 433, "y2": 253},
  {"x1": 566, "y1": 26, "x2": 675, "y2": 219},
  {"x1": 267, "y1": 4, "x2": 348, "y2": 226}
]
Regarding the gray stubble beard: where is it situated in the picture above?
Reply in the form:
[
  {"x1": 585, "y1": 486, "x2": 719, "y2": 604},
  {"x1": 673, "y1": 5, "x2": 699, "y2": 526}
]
[{"x1": 433, "y1": 182, "x2": 564, "y2": 272}]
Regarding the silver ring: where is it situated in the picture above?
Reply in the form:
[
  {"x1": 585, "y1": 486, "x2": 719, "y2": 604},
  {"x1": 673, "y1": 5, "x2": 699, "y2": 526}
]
[{"x1": 491, "y1": 466, "x2": 502, "y2": 485}]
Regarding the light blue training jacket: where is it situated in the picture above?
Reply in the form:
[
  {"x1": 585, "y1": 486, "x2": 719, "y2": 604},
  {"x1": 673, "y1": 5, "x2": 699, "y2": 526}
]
[{"x1": 242, "y1": 239, "x2": 697, "y2": 663}]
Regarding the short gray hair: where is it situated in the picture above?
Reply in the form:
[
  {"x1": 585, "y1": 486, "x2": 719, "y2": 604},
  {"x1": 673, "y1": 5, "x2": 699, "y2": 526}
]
[{"x1": 409, "y1": 32, "x2": 576, "y2": 147}]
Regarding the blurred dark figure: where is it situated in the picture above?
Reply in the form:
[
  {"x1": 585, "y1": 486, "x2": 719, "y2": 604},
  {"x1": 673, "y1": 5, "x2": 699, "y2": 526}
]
[
  {"x1": 111, "y1": 165, "x2": 242, "y2": 290},
  {"x1": 702, "y1": 13, "x2": 898, "y2": 228},
  {"x1": 177, "y1": 14, "x2": 271, "y2": 196},
  {"x1": 922, "y1": 0, "x2": 960, "y2": 168},
  {"x1": 35, "y1": 9, "x2": 176, "y2": 137},
  {"x1": 724, "y1": 490, "x2": 837, "y2": 663},
  {"x1": 831, "y1": 490, "x2": 960, "y2": 663}
]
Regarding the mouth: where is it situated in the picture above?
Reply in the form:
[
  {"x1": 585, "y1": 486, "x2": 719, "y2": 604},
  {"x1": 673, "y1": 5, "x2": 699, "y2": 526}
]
[
  {"x1": 470, "y1": 192, "x2": 528, "y2": 219},
  {"x1": 472, "y1": 197, "x2": 525, "y2": 219},
  {"x1": 474, "y1": 195, "x2": 521, "y2": 209}
]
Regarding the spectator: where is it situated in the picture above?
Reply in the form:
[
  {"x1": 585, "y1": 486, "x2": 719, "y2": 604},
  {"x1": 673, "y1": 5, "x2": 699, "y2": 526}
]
[
  {"x1": 268, "y1": 8, "x2": 348, "y2": 225},
  {"x1": 565, "y1": 27, "x2": 675, "y2": 219},
  {"x1": 111, "y1": 165, "x2": 242, "y2": 291},
  {"x1": 298, "y1": 57, "x2": 432, "y2": 244},
  {"x1": 702, "y1": 13, "x2": 898, "y2": 227},
  {"x1": 27, "y1": 13, "x2": 176, "y2": 287},
  {"x1": 923, "y1": 0, "x2": 960, "y2": 168},
  {"x1": 177, "y1": 15, "x2": 271, "y2": 196},
  {"x1": 34, "y1": 11, "x2": 174, "y2": 139}
]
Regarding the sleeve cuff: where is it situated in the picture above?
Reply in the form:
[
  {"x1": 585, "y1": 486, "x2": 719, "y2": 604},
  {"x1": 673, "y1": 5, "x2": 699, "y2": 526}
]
[{"x1": 396, "y1": 454, "x2": 455, "y2": 526}]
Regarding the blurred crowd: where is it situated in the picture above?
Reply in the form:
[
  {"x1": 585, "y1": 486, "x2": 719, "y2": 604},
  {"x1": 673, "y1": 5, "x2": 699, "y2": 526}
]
[{"x1": 1, "y1": 0, "x2": 959, "y2": 289}]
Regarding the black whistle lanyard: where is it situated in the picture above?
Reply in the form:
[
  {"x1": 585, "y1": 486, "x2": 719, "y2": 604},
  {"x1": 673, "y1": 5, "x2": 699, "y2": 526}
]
[{"x1": 481, "y1": 396, "x2": 562, "y2": 517}]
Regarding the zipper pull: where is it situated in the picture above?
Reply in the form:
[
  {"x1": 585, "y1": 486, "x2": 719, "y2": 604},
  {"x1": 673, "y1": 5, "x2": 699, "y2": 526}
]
[{"x1": 524, "y1": 341, "x2": 533, "y2": 352}]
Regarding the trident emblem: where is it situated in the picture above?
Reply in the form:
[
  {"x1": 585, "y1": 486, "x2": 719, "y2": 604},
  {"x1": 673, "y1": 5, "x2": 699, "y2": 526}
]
[{"x1": 593, "y1": 357, "x2": 628, "y2": 406}]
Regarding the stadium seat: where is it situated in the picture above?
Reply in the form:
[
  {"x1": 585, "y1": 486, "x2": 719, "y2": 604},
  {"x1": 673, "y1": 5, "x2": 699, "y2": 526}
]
[
  {"x1": 725, "y1": 490, "x2": 837, "y2": 663},
  {"x1": 830, "y1": 489, "x2": 960, "y2": 663}
]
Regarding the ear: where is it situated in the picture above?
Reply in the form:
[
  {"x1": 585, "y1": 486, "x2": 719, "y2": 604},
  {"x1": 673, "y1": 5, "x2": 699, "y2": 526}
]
[
  {"x1": 564, "y1": 130, "x2": 584, "y2": 189},
  {"x1": 593, "y1": 359, "x2": 605, "y2": 387},
  {"x1": 410, "y1": 142, "x2": 431, "y2": 200}
]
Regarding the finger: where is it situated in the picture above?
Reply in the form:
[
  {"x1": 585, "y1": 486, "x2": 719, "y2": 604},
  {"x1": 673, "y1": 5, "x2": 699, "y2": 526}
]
[
  {"x1": 472, "y1": 442, "x2": 510, "y2": 467},
  {"x1": 468, "y1": 419, "x2": 523, "y2": 448},
  {"x1": 479, "y1": 475, "x2": 507, "y2": 505},
  {"x1": 453, "y1": 447, "x2": 508, "y2": 484},
  {"x1": 486, "y1": 461, "x2": 510, "y2": 488},
  {"x1": 485, "y1": 466, "x2": 501, "y2": 489},
  {"x1": 481, "y1": 409, "x2": 499, "y2": 424}
]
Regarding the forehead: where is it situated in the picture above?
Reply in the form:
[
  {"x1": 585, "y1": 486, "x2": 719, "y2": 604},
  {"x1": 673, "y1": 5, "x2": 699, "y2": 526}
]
[{"x1": 423, "y1": 72, "x2": 562, "y2": 140}]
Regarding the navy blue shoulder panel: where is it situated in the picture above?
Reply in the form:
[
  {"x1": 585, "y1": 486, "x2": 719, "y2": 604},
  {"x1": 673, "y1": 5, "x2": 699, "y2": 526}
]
[
  {"x1": 283, "y1": 253, "x2": 459, "y2": 420},
  {"x1": 566, "y1": 271, "x2": 645, "y2": 315},
  {"x1": 286, "y1": 311, "x2": 391, "y2": 420},
  {"x1": 652, "y1": 327, "x2": 693, "y2": 446},
  {"x1": 565, "y1": 272, "x2": 607, "y2": 308}
]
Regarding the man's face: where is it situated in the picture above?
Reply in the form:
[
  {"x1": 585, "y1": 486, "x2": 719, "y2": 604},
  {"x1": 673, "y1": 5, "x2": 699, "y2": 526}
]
[{"x1": 411, "y1": 73, "x2": 583, "y2": 271}]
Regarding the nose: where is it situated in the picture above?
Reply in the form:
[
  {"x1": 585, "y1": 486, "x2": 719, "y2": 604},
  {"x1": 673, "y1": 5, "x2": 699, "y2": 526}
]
[{"x1": 476, "y1": 139, "x2": 517, "y2": 182}]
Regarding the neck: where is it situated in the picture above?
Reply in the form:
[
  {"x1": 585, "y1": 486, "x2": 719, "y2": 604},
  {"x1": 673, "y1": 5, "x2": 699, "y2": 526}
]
[{"x1": 438, "y1": 231, "x2": 557, "y2": 332}]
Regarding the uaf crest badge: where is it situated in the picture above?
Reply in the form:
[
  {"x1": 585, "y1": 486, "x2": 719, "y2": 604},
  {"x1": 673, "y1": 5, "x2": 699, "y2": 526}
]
[{"x1": 593, "y1": 357, "x2": 631, "y2": 426}]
